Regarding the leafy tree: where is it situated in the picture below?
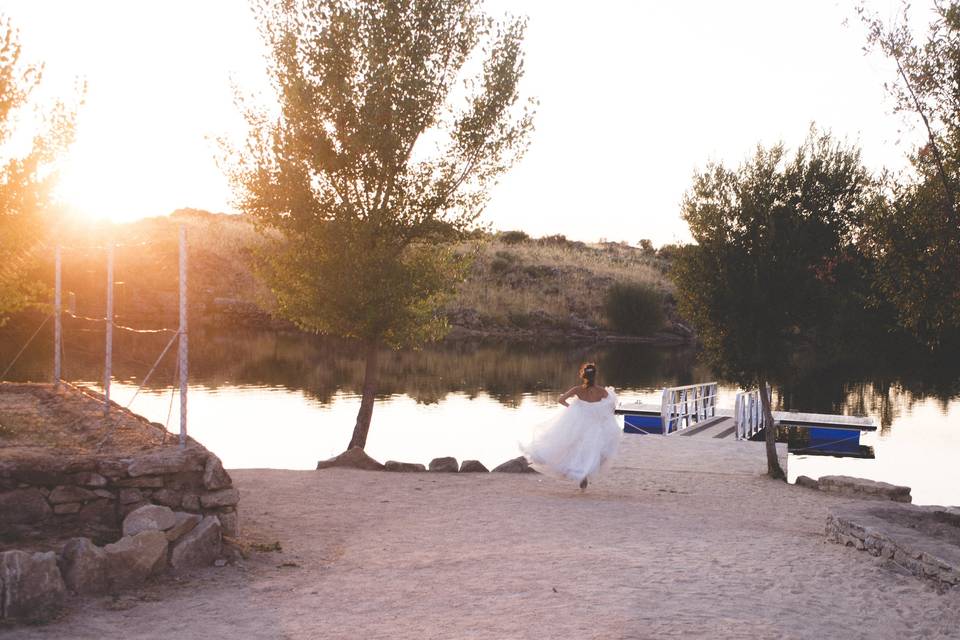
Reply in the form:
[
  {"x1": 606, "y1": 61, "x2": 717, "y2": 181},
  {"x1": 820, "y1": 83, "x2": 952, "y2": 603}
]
[
  {"x1": 225, "y1": 0, "x2": 533, "y2": 451},
  {"x1": 603, "y1": 282, "x2": 664, "y2": 336},
  {"x1": 673, "y1": 131, "x2": 871, "y2": 479},
  {"x1": 0, "y1": 16, "x2": 78, "y2": 323},
  {"x1": 859, "y1": 1, "x2": 960, "y2": 348}
]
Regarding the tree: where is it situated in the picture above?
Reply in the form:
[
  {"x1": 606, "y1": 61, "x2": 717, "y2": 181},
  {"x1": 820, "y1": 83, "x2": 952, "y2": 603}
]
[
  {"x1": 225, "y1": 0, "x2": 533, "y2": 451},
  {"x1": 0, "y1": 16, "x2": 78, "y2": 322},
  {"x1": 859, "y1": 1, "x2": 960, "y2": 348},
  {"x1": 673, "y1": 131, "x2": 872, "y2": 479}
]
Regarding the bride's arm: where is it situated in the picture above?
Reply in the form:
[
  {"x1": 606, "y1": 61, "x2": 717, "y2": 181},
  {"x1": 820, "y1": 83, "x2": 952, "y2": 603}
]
[{"x1": 558, "y1": 386, "x2": 578, "y2": 407}]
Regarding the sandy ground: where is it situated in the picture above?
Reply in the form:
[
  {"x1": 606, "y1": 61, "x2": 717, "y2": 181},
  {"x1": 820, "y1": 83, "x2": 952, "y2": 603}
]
[{"x1": 14, "y1": 436, "x2": 960, "y2": 640}]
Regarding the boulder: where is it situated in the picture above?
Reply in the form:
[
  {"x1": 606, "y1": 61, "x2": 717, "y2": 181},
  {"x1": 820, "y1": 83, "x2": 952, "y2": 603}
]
[
  {"x1": 59, "y1": 537, "x2": 108, "y2": 595},
  {"x1": 165, "y1": 512, "x2": 202, "y2": 542},
  {"x1": 0, "y1": 550, "x2": 66, "y2": 622},
  {"x1": 123, "y1": 504, "x2": 177, "y2": 537},
  {"x1": 203, "y1": 455, "x2": 232, "y2": 491},
  {"x1": 71, "y1": 472, "x2": 108, "y2": 487},
  {"x1": 169, "y1": 516, "x2": 222, "y2": 571},
  {"x1": 119, "y1": 488, "x2": 143, "y2": 505},
  {"x1": 127, "y1": 447, "x2": 206, "y2": 477},
  {"x1": 53, "y1": 502, "x2": 83, "y2": 515},
  {"x1": 384, "y1": 461, "x2": 427, "y2": 472},
  {"x1": 316, "y1": 447, "x2": 385, "y2": 471},
  {"x1": 459, "y1": 460, "x2": 489, "y2": 473},
  {"x1": 49, "y1": 485, "x2": 98, "y2": 504},
  {"x1": 492, "y1": 456, "x2": 538, "y2": 473},
  {"x1": 199, "y1": 488, "x2": 240, "y2": 509},
  {"x1": 151, "y1": 488, "x2": 183, "y2": 508},
  {"x1": 104, "y1": 530, "x2": 168, "y2": 588},
  {"x1": 216, "y1": 510, "x2": 240, "y2": 538},
  {"x1": 114, "y1": 476, "x2": 164, "y2": 488},
  {"x1": 795, "y1": 475, "x2": 819, "y2": 490},
  {"x1": 429, "y1": 457, "x2": 459, "y2": 473},
  {"x1": 181, "y1": 493, "x2": 200, "y2": 511},
  {"x1": 818, "y1": 475, "x2": 912, "y2": 503},
  {"x1": 0, "y1": 488, "x2": 52, "y2": 524}
]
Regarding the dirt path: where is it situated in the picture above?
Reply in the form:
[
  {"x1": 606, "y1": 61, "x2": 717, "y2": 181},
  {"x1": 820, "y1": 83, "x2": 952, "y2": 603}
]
[{"x1": 15, "y1": 437, "x2": 960, "y2": 639}]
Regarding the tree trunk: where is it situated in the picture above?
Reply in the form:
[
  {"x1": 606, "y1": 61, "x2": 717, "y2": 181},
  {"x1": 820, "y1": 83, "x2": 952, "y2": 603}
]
[
  {"x1": 347, "y1": 340, "x2": 380, "y2": 451},
  {"x1": 759, "y1": 378, "x2": 786, "y2": 480}
]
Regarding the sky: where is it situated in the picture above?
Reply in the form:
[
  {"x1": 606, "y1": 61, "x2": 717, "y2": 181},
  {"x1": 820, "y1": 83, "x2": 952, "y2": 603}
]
[{"x1": 3, "y1": 0, "x2": 931, "y2": 246}]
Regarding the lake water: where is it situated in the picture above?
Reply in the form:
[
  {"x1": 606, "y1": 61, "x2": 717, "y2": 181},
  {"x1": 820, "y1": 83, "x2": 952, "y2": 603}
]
[{"x1": 2, "y1": 321, "x2": 958, "y2": 506}]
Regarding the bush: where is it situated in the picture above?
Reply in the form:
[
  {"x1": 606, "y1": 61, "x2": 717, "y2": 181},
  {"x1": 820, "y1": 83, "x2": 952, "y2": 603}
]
[
  {"x1": 498, "y1": 230, "x2": 529, "y2": 244},
  {"x1": 603, "y1": 282, "x2": 665, "y2": 335}
]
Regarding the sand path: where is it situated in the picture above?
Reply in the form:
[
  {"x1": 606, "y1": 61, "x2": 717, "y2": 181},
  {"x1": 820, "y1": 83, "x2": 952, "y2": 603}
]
[{"x1": 15, "y1": 436, "x2": 960, "y2": 639}]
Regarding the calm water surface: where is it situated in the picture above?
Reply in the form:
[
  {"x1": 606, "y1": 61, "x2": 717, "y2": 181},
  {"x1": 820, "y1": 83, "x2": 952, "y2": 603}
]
[{"x1": 2, "y1": 322, "x2": 958, "y2": 505}]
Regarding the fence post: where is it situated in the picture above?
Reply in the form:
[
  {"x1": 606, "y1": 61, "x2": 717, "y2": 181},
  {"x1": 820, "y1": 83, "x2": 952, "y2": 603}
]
[
  {"x1": 104, "y1": 243, "x2": 114, "y2": 416},
  {"x1": 660, "y1": 388, "x2": 670, "y2": 435},
  {"x1": 178, "y1": 225, "x2": 188, "y2": 448},
  {"x1": 54, "y1": 245, "x2": 61, "y2": 389}
]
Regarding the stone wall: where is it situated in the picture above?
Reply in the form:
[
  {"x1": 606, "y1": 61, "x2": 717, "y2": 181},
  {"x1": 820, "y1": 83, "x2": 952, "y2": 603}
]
[{"x1": 0, "y1": 444, "x2": 239, "y2": 549}]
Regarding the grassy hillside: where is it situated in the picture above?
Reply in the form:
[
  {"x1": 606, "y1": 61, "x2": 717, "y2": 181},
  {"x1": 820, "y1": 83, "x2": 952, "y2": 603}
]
[{"x1": 49, "y1": 211, "x2": 688, "y2": 342}]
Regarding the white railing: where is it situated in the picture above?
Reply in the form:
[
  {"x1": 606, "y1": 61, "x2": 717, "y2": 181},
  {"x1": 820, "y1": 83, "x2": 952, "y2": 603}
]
[
  {"x1": 734, "y1": 386, "x2": 769, "y2": 440},
  {"x1": 660, "y1": 382, "x2": 718, "y2": 435}
]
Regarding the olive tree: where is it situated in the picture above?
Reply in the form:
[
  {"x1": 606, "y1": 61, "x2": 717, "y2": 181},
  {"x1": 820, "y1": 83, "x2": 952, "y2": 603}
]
[{"x1": 225, "y1": 0, "x2": 533, "y2": 451}]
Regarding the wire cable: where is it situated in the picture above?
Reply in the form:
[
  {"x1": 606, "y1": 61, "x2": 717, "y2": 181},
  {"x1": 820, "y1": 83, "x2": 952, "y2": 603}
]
[{"x1": 1, "y1": 314, "x2": 51, "y2": 380}]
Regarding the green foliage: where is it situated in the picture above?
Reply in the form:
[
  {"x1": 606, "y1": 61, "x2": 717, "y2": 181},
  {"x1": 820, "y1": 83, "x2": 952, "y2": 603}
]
[
  {"x1": 498, "y1": 230, "x2": 529, "y2": 244},
  {"x1": 859, "y1": 2, "x2": 960, "y2": 348},
  {"x1": 637, "y1": 239, "x2": 655, "y2": 255},
  {"x1": 602, "y1": 282, "x2": 665, "y2": 336},
  {"x1": 0, "y1": 16, "x2": 79, "y2": 323},
  {"x1": 674, "y1": 131, "x2": 871, "y2": 389}
]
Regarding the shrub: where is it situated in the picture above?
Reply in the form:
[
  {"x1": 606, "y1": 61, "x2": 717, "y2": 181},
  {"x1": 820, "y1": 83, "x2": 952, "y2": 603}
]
[
  {"x1": 498, "y1": 230, "x2": 530, "y2": 244},
  {"x1": 603, "y1": 282, "x2": 665, "y2": 335}
]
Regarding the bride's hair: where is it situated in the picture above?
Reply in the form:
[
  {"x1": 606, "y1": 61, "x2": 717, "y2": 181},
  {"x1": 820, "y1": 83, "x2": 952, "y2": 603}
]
[{"x1": 579, "y1": 362, "x2": 597, "y2": 388}]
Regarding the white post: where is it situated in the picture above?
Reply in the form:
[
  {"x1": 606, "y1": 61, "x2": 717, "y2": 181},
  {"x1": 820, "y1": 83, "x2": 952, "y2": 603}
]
[
  {"x1": 178, "y1": 225, "x2": 188, "y2": 447},
  {"x1": 54, "y1": 245, "x2": 62, "y2": 389},
  {"x1": 660, "y1": 388, "x2": 670, "y2": 435},
  {"x1": 104, "y1": 243, "x2": 114, "y2": 416}
]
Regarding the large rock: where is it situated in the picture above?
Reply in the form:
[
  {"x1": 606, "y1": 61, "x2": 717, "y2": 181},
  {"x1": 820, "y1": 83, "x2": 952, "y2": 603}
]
[
  {"x1": 127, "y1": 447, "x2": 206, "y2": 477},
  {"x1": 384, "y1": 461, "x2": 427, "y2": 472},
  {"x1": 818, "y1": 475, "x2": 912, "y2": 503},
  {"x1": 492, "y1": 456, "x2": 538, "y2": 473},
  {"x1": 316, "y1": 447, "x2": 385, "y2": 471},
  {"x1": 59, "y1": 537, "x2": 108, "y2": 595},
  {"x1": 123, "y1": 504, "x2": 177, "y2": 537},
  {"x1": 203, "y1": 455, "x2": 232, "y2": 490},
  {"x1": 459, "y1": 460, "x2": 489, "y2": 473},
  {"x1": 429, "y1": 457, "x2": 459, "y2": 473},
  {"x1": 49, "y1": 485, "x2": 98, "y2": 504},
  {"x1": 165, "y1": 511, "x2": 202, "y2": 542},
  {"x1": 199, "y1": 488, "x2": 240, "y2": 509},
  {"x1": 169, "y1": 516, "x2": 222, "y2": 571},
  {"x1": 70, "y1": 472, "x2": 108, "y2": 487},
  {"x1": 0, "y1": 488, "x2": 52, "y2": 524},
  {"x1": 0, "y1": 550, "x2": 66, "y2": 622},
  {"x1": 104, "y1": 530, "x2": 168, "y2": 588},
  {"x1": 217, "y1": 510, "x2": 240, "y2": 538}
]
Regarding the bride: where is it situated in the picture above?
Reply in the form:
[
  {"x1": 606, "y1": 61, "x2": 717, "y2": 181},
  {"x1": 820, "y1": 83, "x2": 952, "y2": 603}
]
[{"x1": 520, "y1": 362, "x2": 621, "y2": 490}]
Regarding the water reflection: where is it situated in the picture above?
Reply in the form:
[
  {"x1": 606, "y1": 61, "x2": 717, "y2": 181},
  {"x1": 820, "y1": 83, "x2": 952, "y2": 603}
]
[{"x1": 1, "y1": 318, "x2": 958, "y2": 505}]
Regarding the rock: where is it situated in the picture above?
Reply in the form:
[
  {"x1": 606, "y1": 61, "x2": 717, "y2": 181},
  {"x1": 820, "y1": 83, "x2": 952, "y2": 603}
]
[
  {"x1": 119, "y1": 488, "x2": 143, "y2": 505},
  {"x1": 165, "y1": 512, "x2": 202, "y2": 542},
  {"x1": 0, "y1": 550, "x2": 66, "y2": 622},
  {"x1": 113, "y1": 476, "x2": 164, "y2": 488},
  {"x1": 203, "y1": 455, "x2": 232, "y2": 491},
  {"x1": 819, "y1": 475, "x2": 912, "y2": 502},
  {"x1": 429, "y1": 457, "x2": 459, "y2": 473},
  {"x1": 0, "y1": 488, "x2": 52, "y2": 524},
  {"x1": 217, "y1": 510, "x2": 240, "y2": 538},
  {"x1": 316, "y1": 447, "x2": 385, "y2": 471},
  {"x1": 459, "y1": 460, "x2": 489, "y2": 473},
  {"x1": 49, "y1": 485, "x2": 98, "y2": 504},
  {"x1": 104, "y1": 530, "x2": 168, "y2": 588},
  {"x1": 120, "y1": 500, "x2": 148, "y2": 519},
  {"x1": 93, "y1": 489, "x2": 114, "y2": 499},
  {"x1": 181, "y1": 493, "x2": 200, "y2": 511},
  {"x1": 59, "y1": 537, "x2": 108, "y2": 595},
  {"x1": 200, "y1": 488, "x2": 240, "y2": 509},
  {"x1": 384, "y1": 461, "x2": 427, "y2": 472},
  {"x1": 795, "y1": 475, "x2": 820, "y2": 490},
  {"x1": 151, "y1": 488, "x2": 183, "y2": 508},
  {"x1": 169, "y1": 516, "x2": 221, "y2": 571},
  {"x1": 53, "y1": 502, "x2": 83, "y2": 515},
  {"x1": 127, "y1": 447, "x2": 206, "y2": 477},
  {"x1": 123, "y1": 504, "x2": 177, "y2": 537},
  {"x1": 71, "y1": 472, "x2": 108, "y2": 487},
  {"x1": 492, "y1": 456, "x2": 538, "y2": 473}
]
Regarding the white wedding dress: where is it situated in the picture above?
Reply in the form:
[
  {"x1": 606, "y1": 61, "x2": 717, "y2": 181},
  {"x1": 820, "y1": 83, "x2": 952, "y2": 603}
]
[{"x1": 520, "y1": 387, "x2": 622, "y2": 483}]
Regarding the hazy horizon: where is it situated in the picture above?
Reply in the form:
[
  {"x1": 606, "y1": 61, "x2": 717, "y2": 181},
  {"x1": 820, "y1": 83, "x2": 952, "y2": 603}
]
[{"x1": 5, "y1": 0, "x2": 931, "y2": 245}]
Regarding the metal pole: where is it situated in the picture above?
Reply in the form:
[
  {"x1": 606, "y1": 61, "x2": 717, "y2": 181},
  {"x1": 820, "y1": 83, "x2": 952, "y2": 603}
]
[
  {"x1": 54, "y1": 245, "x2": 62, "y2": 389},
  {"x1": 104, "y1": 243, "x2": 114, "y2": 416},
  {"x1": 178, "y1": 225, "x2": 188, "y2": 447}
]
